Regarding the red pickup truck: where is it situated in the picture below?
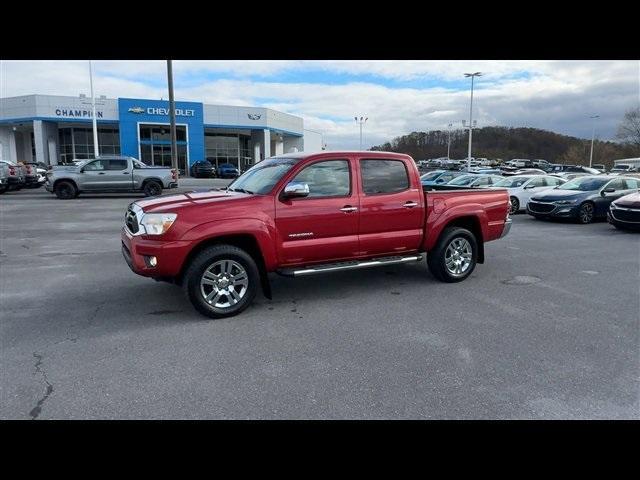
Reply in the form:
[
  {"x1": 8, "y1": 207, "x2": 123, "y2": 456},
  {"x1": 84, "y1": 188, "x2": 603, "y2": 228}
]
[{"x1": 122, "y1": 151, "x2": 511, "y2": 319}]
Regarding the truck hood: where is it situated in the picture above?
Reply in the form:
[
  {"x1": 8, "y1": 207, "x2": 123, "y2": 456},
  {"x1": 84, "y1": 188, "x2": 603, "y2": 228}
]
[
  {"x1": 52, "y1": 165, "x2": 80, "y2": 172},
  {"x1": 134, "y1": 189, "x2": 254, "y2": 213}
]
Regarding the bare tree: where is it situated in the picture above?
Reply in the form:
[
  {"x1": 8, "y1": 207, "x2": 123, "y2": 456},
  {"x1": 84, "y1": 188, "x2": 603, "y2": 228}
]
[{"x1": 616, "y1": 107, "x2": 640, "y2": 150}]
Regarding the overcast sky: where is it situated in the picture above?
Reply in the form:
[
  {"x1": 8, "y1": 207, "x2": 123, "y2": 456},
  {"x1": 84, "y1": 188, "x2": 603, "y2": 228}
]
[{"x1": 1, "y1": 60, "x2": 638, "y2": 149}]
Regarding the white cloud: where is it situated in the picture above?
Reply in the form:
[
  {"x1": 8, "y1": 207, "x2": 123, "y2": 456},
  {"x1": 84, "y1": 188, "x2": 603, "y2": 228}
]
[{"x1": 1, "y1": 60, "x2": 638, "y2": 150}]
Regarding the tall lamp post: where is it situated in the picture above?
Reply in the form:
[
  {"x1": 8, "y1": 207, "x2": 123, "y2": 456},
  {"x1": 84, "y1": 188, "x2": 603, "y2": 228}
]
[
  {"x1": 355, "y1": 116, "x2": 368, "y2": 150},
  {"x1": 167, "y1": 60, "x2": 178, "y2": 173},
  {"x1": 589, "y1": 114, "x2": 600, "y2": 167},
  {"x1": 464, "y1": 72, "x2": 482, "y2": 171},
  {"x1": 446, "y1": 122, "x2": 453, "y2": 160},
  {"x1": 88, "y1": 61, "x2": 99, "y2": 158}
]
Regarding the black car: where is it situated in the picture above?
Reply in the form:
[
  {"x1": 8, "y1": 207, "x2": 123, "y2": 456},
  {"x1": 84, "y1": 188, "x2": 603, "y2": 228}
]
[
  {"x1": 608, "y1": 192, "x2": 640, "y2": 231},
  {"x1": 527, "y1": 176, "x2": 640, "y2": 224},
  {"x1": 191, "y1": 160, "x2": 216, "y2": 178}
]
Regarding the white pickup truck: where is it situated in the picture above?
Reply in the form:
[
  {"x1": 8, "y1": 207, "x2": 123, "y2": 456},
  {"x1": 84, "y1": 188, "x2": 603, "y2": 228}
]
[{"x1": 45, "y1": 155, "x2": 178, "y2": 199}]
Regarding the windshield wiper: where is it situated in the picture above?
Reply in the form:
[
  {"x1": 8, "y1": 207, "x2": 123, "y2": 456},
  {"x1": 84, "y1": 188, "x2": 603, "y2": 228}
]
[{"x1": 226, "y1": 187, "x2": 254, "y2": 194}]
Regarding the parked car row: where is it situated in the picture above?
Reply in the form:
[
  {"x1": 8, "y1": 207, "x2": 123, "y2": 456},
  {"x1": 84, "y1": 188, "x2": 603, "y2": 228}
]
[
  {"x1": 0, "y1": 159, "x2": 45, "y2": 193},
  {"x1": 190, "y1": 160, "x2": 241, "y2": 179},
  {"x1": 526, "y1": 176, "x2": 640, "y2": 226},
  {"x1": 419, "y1": 168, "x2": 639, "y2": 230}
]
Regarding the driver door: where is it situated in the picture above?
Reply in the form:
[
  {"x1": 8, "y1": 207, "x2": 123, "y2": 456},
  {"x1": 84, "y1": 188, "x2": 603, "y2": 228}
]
[
  {"x1": 80, "y1": 159, "x2": 108, "y2": 190},
  {"x1": 275, "y1": 158, "x2": 359, "y2": 266}
]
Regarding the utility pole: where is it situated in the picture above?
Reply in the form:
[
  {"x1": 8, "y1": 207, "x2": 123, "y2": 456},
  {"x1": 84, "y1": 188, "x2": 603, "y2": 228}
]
[
  {"x1": 464, "y1": 72, "x2": 482, "y2": 171},
  {"x1": 355, "y1": 116, "x2": 368, "y2": 150},
  {"x1": 589, "y1": 114, "x2": 600, "y2": 167},
  {"x1": 447, "y1": 122, "x2": 453, "y2": 160},
  {"x1": 167, "y1": 60, "x2": 178, "y2": 173}
]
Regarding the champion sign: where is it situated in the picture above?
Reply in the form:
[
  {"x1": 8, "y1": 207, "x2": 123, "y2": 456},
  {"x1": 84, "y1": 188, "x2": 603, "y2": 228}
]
[
  {"x1": 55, "y1": 109, "x2": 104, "y2": 118},
  {"x1": 128, "y1": 106, "x2": 196, "y2": 117}
]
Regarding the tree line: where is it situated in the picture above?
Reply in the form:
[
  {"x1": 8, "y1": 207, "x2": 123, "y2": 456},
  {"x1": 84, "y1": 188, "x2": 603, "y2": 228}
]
[{"x1": 370, "y1": 108, "x2": 640, "y2": 170}]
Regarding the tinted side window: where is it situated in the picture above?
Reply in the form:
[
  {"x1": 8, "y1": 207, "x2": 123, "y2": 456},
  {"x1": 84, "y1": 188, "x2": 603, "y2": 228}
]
[
  {"x1": 83, "y1": 160, "x2": 105, "y2": 171},
  {"x1": 107, "y1": 160, "x2": 128, "y2": 170},
  {"x1": 607, "y1": 179, "x2": 626, "y2": 190},
  {"x1": 624, "y1": 178, "x2": 639, "y2": 189},
  {"x1": 528, "y1": 177, "x2": 546, "y2": 187},
  {"x1": 291, "y1": 160, "x2": 350, "y2": 198},
  {"x1": 361, "y1": 160, "x2": 409, "y2": 194}
]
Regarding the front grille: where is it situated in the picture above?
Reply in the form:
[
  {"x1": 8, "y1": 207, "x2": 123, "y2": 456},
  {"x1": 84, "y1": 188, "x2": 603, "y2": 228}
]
[
  {"x1": 611, "y1": 208, "x2": 640, "y2": 223},
  {"x1": 528, "y1": 202, "x2": 556, "y2": 214},
  {"x1": 125, "y1": 207, "x2": 139, "y2": 233}
]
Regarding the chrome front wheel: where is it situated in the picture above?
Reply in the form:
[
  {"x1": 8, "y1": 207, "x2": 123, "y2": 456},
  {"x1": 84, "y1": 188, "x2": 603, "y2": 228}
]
[{"x1": 200, "y1": 259, "x2": 249, "y2": 309}]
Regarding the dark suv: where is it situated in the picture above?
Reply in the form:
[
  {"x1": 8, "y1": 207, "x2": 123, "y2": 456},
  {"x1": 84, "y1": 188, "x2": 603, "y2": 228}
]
[{"x1": 217, "y1": 163, "x2": 240, "y2": 178}]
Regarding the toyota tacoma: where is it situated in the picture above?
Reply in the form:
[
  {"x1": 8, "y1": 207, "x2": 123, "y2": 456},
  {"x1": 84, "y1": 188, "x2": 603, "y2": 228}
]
[{"x1": 122, "y1": 151, "x2": 511, "y2": 319}]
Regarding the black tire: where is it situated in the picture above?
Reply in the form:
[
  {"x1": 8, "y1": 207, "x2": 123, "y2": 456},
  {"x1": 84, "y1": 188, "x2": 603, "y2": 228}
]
[
  {"x1": 54, "y1": 180, "x2": 77, "y2": 200},
  {"x1": 183, "y1": 244, "x2": 260, "y2": 319},
  {"x1": 427, "y1": 227, "x2": 478, "y2": 283},
  {"x1": 577, "y1": 202, "x2": 595, "y2": 224},
  {"x1": 509, "y1": 196, "x2": 520, "y2": 214},
  {"x1": 143, "y1": 180, "x2": 163, "y2": 197}
]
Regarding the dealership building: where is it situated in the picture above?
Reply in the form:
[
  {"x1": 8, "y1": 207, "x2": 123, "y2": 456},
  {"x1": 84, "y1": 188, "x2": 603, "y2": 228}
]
[{"x1": 0, "y1": 94, "x2": 323, "y2": 175}]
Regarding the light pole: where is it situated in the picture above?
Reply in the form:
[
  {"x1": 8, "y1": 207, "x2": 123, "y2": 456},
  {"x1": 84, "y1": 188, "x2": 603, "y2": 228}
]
[
  {"x1": 446, "y1": 122, "x2": 453, "y2": 160},
  {"x1": 88, "y1": 61, "x2": 99, "y2": 158},
  {"x1": 355, "y1": 116, "x2": 368, "y2": 150},
  {"x1": 589, "y1": 114, "x2": 600, "y2": 167},
  {"x1": 167, "y1": 60, "x2": 178, "y2": 173},
  {"x1": 464, "y1": 72, "x2": 482, "y2": 171}
]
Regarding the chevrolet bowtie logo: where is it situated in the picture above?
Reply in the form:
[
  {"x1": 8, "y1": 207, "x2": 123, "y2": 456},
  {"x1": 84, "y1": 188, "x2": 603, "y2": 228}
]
[
  {"x1": 247, "y1": 113, "x2": 261, "y2": 120},
  {"x1": 128, "y1": 107, "x2": 145, "y2": 114}
]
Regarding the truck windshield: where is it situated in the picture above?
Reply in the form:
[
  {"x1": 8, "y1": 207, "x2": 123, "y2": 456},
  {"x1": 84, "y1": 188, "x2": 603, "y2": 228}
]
[{"x1": 227, "y1": 159, "x2": 297, "y2": 195}]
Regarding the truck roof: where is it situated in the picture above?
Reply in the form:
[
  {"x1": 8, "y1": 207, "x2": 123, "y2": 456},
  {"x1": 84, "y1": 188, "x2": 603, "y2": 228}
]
[{"x1": 268, "y1": 150, "x2": 411, "y2": 161}]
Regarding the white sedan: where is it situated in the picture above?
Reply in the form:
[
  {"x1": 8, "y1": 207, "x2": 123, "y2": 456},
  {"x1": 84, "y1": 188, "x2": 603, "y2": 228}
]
[{"x1": 493, "y1": 175, "x2": 567, "y2": 214}]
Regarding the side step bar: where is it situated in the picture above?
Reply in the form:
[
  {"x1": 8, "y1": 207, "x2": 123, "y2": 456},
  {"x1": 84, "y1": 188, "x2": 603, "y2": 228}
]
[{"x1": 276, "y1": 254, "x2": 423, "y2": 277}]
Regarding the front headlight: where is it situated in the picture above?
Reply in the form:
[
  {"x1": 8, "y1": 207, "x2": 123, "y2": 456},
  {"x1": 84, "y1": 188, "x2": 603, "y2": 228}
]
[
  {"x1": 610, "y1": 202, "x2": 618, "y2": 210},
  {"x1": 554, "y1": 200, "x2": 577, "y2": 205},
  {"x1": 140, "y1": 213, "x2": 177, "y2": 235}
]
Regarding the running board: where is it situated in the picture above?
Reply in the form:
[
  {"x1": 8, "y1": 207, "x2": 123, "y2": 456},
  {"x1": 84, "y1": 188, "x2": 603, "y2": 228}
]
[{"x1": 276, "y1": 254, "x2": 423, "y2": 277}]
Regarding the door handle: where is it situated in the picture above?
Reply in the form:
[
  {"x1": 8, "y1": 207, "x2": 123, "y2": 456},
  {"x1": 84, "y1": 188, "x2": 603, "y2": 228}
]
[
  {"x1": 123, "y1": 172, "x2": 130, "y2": 174},
  {"x1": 98, "y1": 172, "x2": 106, "y2": 175},
  {"x1": 403, "y1": 201, "x2": 418, "y2": 208},
  {"x1": 340, "y1": 205, "x2": 358, "y2": 213}
]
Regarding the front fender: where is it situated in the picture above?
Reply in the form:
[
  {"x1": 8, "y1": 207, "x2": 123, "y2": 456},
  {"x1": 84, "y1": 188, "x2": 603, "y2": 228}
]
[{"x1": 181, "y1": 217, "x2": 279, "y2": 270}]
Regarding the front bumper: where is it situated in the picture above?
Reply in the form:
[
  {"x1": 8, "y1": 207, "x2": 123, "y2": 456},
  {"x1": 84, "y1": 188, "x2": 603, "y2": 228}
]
[
  {"x1": 526, "y1": 202, "x2": 580, "y2": 218},
  {"x1": 121, "y1": 227, "x2": 192, "y2": 278},
  {"x1": 608, "y1": 210, "x2": 640, "y2": 231}
]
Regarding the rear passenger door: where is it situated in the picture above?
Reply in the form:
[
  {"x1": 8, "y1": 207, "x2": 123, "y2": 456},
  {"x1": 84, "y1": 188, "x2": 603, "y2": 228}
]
[{"x1": 357, "y1": 158, "x2": 423, "y2": 256}]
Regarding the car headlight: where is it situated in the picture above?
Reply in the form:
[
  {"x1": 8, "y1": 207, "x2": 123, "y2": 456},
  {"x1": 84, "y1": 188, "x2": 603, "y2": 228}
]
[
  {"x1": 140, "y1": 213, "x2": 177, "y2": 235},
  {"x1": 554, "y1": 200, "x2": 577, "y2": 205},
  {"x1": 610, "y1": 202, "x2": 618, "y2": 210}
]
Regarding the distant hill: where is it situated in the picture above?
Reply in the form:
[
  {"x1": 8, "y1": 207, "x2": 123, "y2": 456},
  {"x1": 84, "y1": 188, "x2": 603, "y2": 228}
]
[{"x1": 370, "y1": 126, "x2": 638, "y2": 169}]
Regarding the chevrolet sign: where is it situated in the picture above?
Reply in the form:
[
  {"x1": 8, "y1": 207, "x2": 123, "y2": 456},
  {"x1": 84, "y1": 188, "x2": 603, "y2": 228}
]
[{"x1": 127, "y1": 106, "x2": 196, "y2": 117}]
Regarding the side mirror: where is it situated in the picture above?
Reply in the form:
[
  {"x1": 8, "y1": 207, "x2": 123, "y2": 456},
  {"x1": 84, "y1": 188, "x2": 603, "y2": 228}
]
[
  {"x1": 602, "y1": 187, "x2": 615, "y2": 195},
  {"x1": 79, "y1": 168, "x2": 84, "y2": 173},
  {"x1": 436, "y1": 178, "x2": 444, "y2": 183},
  {"x1": 283, "y1": 181, "x2": 310, "y2": 198},
  {"x1": 524, "y1": 184, "x2": 535, "y2": 189}
]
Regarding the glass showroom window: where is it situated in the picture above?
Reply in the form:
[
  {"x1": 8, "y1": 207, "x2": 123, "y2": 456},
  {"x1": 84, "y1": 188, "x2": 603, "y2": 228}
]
[
  {"x1": 205, "y1": 133, "x2": 251, "y2": 170},
  {"x1": 58, "y1": 127, "x2": 120, "y2": 163}
]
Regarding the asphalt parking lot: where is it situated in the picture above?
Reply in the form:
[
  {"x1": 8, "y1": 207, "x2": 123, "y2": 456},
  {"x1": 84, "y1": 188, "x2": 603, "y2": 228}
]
[{"x1": 1, "y1": 182, "x2": 638, "y2": 419}]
